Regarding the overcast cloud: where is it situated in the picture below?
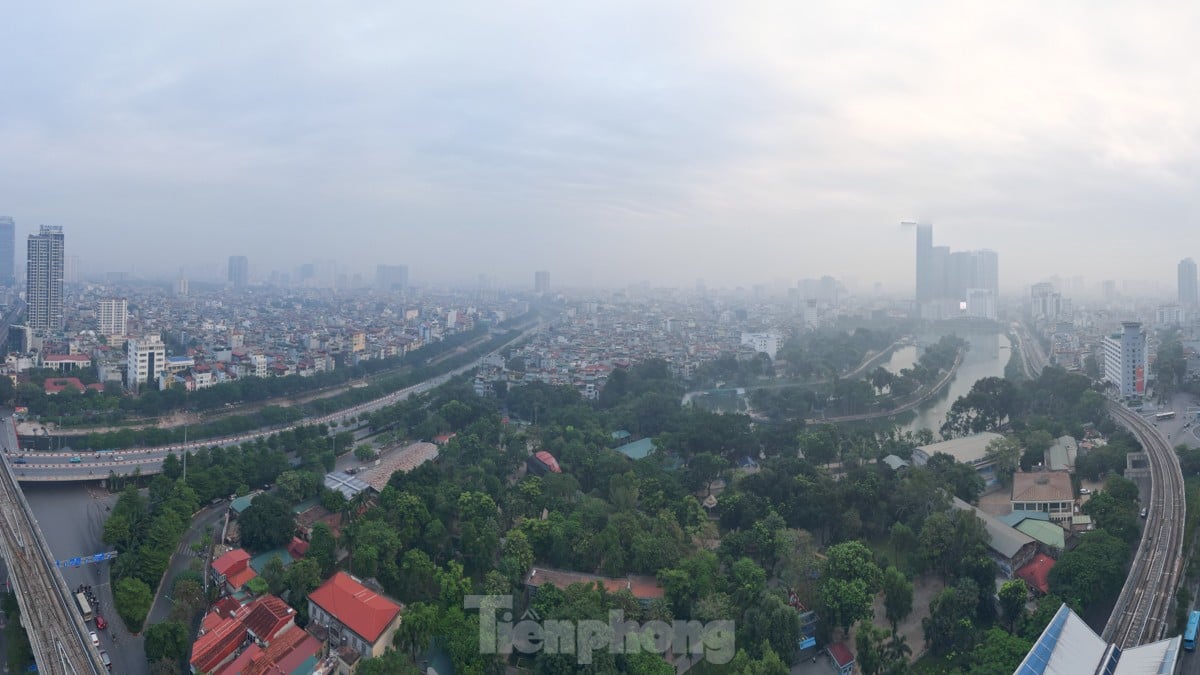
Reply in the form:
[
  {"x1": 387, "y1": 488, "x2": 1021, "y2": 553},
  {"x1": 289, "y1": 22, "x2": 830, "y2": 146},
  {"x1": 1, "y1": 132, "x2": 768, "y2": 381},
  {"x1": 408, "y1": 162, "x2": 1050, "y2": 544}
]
[{"x1": 2, "y1": 2, "x2": 1199, "y2": 292}]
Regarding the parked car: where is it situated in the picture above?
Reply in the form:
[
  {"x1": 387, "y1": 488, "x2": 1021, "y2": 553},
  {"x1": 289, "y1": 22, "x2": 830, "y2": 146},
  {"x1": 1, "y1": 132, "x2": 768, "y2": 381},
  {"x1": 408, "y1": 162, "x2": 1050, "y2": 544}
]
[
  {"x1": 1140, "y1": 508, "x2": 1148, "y2": 519},
  {"x1": 89, "y1": 631, "x2": 99, "y2": 647},
  {"x1": 94, "y1": 614, "x2": 107, "y2": 630},
  {"x1": 1079, "y1": 488, "x2": 1092, "y2": 495}
]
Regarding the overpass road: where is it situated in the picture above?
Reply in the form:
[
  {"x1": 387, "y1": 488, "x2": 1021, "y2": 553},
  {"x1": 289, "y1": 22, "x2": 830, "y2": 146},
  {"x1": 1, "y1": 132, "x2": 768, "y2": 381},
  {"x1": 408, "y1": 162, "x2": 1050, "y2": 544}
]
[{"x1": 9, "y1": 322, "x2": 543, "y2": 481}]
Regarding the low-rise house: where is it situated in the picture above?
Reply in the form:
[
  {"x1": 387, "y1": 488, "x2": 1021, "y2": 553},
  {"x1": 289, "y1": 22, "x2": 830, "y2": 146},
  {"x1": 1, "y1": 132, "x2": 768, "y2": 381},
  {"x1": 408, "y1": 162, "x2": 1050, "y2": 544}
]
[
  {"x1": 952, "y1": 498, "x2": 1038, "y2": 578},
  {"x1": 307, "y1": 572, "x2": 404, "y2": 659},
  {"x1": 1011, "y1": 471, "x2": 1075, "y2": 524},
  {"x1": 190, "y1": 595, "x2": 298, "y2": 674},
  {"x1": 211, "y1": 548, "x2": 258, "y2": 595}
]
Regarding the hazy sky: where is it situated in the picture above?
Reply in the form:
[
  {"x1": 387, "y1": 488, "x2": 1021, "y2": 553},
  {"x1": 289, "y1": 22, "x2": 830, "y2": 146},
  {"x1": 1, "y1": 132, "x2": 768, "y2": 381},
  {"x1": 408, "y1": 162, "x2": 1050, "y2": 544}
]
[{"x1": 3, "y1": 2, "x2": 1199, "y2": 291}]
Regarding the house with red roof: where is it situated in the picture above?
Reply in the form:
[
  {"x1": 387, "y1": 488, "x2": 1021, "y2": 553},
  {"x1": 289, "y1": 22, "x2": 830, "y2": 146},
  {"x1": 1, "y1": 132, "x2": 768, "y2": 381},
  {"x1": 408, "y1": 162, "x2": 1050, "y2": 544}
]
[
  {"x1": 307, "y1": 572, "x2": 404, "y2": 659},
  {"x1": 190, "y1": 595, "x2": 300, "y2": 675},
  {"x1": 211, "y1": 548, "x2": 258, "y2": 595},
  {"x1": 527, "y1": 450, "x2": 562, "y2": 476}
]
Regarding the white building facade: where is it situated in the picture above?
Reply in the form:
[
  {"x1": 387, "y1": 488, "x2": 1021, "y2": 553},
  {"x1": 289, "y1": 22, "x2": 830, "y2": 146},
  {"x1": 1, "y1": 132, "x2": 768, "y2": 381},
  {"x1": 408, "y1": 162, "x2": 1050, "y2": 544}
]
[
  {"x1": 1103, "y1": 322, "x2": 1147, "y2": 397},
  {"x1": 126, "y1": 334, "x2": 166, "y2": 392},
  {"x1": 740, "y1": 332, "x2": 781, "y2": 359},
  {"x1": 97, "y1": 297, "x2": 127, "y2": 337}
]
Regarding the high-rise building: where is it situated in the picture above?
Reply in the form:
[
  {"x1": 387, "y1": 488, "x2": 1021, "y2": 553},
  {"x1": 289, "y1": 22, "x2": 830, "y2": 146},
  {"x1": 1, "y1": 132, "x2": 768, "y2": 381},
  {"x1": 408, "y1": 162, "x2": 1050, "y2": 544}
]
[
  {"x1": 126, "y1": 334, "x2": 166, "y2": 392},
  {"x1": 228, "y1": 256, "x2": 249, "y2": 288},
  {"x1": 535, "y1": 270, "x2": 550, "y2": 294},
  {"x1": 26, "y1": 225, "x2": 65, "y2": 333},
  {"x1": 0, "y1": 216, "x2": 15, "y2": 286},
  {"x1": 911, "y1": 222, "x2": 999, "y2": 318},
  {"x1": 1031, "y1": 282, "x2": 1062, "y2": 321},
  {"x1": 914, "y1": 222, "x2": 933, "y2": 301},
  {"x1": 375, "y1": 264, "x2": 409, "y2": 291},
  {"x1": 1103, "y1": 322, "x2": 1147, "y2": 398},
  {"x1": 98, "y1": 298, "x2": 128, "y2": 337},
  {"x1": 1178, "y1": 258, "x2": 1197, "y2": 307},
  {"x1": 64, "y1": 255, "x2": 79, "y2": 284}
]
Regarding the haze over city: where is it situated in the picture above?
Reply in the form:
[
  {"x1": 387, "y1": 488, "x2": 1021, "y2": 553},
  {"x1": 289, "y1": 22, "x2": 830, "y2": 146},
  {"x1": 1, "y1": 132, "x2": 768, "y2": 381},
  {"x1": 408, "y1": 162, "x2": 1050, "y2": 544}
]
[{"x1": 4, "y1": 2, "x2": 1200, "y2": 289}]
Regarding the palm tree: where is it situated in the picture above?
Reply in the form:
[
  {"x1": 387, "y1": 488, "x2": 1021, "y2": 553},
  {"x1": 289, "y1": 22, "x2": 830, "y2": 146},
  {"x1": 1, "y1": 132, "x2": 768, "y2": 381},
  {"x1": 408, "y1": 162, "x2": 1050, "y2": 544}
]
[{"x1": 883, "y1": 632, "x2": 912, "y2": 675}]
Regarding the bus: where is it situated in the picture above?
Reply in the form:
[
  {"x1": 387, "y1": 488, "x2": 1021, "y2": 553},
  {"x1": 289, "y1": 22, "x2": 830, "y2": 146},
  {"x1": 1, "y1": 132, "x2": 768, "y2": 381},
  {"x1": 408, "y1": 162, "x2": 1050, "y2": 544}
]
[
  {"x1": 1186, "y1": 610, "x2": 1200, "y2": 651},
  {"x1": 1155, "y1": 411, "x2": 1176, "y2": 421},
  {"x1": 75, "y1": 592, "x2": 92, "y2": 622}
]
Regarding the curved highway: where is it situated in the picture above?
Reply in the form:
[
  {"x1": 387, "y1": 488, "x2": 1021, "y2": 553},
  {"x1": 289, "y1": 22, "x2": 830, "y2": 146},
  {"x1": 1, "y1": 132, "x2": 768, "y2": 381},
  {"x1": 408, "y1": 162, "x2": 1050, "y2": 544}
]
[
  {"x1": 9, "y1": 346, "x2": 518, "y2": 481},
  {"x1": 1102, "y1": 401, "x2": 1186, "y2": 647}
]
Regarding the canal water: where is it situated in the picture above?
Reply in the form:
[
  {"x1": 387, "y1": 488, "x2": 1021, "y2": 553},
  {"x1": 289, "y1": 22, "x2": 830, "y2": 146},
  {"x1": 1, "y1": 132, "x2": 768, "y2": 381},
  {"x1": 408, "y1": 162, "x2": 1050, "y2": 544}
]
[{"x1": 881, "y1": 331, "x2": 1011, "y2": 436}]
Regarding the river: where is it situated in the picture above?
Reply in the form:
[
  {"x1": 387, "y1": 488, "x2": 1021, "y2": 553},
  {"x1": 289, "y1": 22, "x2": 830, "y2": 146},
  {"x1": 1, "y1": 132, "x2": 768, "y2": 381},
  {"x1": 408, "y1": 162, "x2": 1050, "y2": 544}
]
[{"x1": 881, "y1": 330, "x2": 1011, "y2": 436}]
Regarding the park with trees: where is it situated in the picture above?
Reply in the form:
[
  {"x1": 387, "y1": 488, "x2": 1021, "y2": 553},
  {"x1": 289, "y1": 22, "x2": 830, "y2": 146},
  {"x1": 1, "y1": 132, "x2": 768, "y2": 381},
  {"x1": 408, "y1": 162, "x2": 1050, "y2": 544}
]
[{"x1": 94, "y1": 318, "x2": 1159, "y2": 673}]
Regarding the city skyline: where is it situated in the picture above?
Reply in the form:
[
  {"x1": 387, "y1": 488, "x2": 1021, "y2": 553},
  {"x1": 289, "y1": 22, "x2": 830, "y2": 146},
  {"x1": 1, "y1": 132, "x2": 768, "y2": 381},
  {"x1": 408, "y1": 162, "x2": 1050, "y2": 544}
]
[{"x1": 5, "y1": 5, "x2": 1200, "y2": 288}]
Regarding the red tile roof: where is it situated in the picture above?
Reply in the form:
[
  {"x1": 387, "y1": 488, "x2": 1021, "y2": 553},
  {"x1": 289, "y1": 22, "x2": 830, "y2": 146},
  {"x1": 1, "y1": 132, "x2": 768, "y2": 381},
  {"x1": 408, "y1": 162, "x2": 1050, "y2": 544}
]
[
  {"x1": 213, "y1": 549, "x2": 251, "y2": 577},
  {"x1": 308, "y1": 572, "x2": 402, "y2": 644},
  {"x1": 534, "y1": 451, "x2": 562, "y2": 473},
  {"x1": 287, "y1": 537, "x2": 309, "y2": 559},
  {"x1": 193, "y1": 595, "x2": 296, "y2": 675},
  {"x1": 241, "y1": 627, "x2": 323, "y2": 675},
  {"x1": 242, "y1": 595, "x2": 295, "y2": 642},
  {"x1": 44, "y1": 378, "x2": 86, "y2": 394},
  {"x1": 828, "y1": 641, "x2": 855, "y2": 667},
  {"x1": 191, "y1": 614, "x2": 246, "y2": 674}
]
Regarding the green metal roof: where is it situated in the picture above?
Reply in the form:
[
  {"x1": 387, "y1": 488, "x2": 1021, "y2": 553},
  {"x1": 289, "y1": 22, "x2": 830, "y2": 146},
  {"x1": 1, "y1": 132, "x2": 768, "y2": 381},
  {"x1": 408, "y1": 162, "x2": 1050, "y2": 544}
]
[
  {"x1": 1016, "y1": 519, "x2": 1066, "y2": 550},
  {"x1": 614, "y1": 437, "x2": 656, "y2": 460}
]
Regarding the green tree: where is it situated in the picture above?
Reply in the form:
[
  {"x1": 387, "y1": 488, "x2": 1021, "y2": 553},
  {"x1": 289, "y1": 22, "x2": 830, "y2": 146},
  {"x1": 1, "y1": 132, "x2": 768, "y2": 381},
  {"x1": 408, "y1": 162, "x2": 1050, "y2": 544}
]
[
  {"x1": 983, "y1": 436, "x2": 1021, "y2": 486},
  {"x1": 285, "y1": 558, "x2": 322, "y2": 604},
  {"x1": 856, "y1": 621, "x2": 891, "y2": 675},
  {"x1": 998, "y1": 579, "x2": 1029, "y2": 633},
  {"x1": 922, "y1": 579, "x2": 980, "y2": 657},
  {"x1": 965, "y1": 627, "x2": 1032, "y2": 675},
  {"x1": 396, "y1": 602, "x2": 439, "y2": 659},
  {"x1": 114, "y1": 577, "x2": 154, "y2": 631},
  {"x1": 144, "y1": 621, "x2": 189, "y2": 662},
  {"x1": 262, "y1": 555, "x2": 287, "y2": 596},
  {"x1": 308, "y1": 521, "x2": 338, "y2": 576},
  {"x1": 238, "y1": 493, "x2": 295, "y2": 552},
  {"x1": 169, "y1": 578, "x2": 206, "y2": 623},
  {"x1": 355, "y1": 649, "x2": 422, "y2": 675},
  {"x1": 354, "y1": 443, "x2": 376, "y2": 462},
  {"x1": 882, "y1": 566, "x2": 913, "y2": 632}
]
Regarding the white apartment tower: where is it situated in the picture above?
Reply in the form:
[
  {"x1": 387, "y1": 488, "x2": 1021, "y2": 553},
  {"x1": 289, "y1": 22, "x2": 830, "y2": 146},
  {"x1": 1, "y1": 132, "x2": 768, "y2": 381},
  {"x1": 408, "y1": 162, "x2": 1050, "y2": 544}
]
[
  {"x1": 98, "y1": 298, "x2": 127, "y2": 337},
  {"x1": 1103, "y1": 322, "x2": 1147, "y2": 398},
  {"x1": 126, "y1": 334, "x2": 166, "y2": 392}
]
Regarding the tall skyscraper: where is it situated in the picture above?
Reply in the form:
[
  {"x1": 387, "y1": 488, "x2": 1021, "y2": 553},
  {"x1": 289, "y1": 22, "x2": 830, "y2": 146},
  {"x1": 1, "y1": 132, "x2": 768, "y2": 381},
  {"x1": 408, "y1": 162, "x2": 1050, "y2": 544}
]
[
  {"x1": 0, "y1": 216, "x2": 15, "y2": 286},
  {"x1": 535, "y1": 270, "x2": 550, "y2": 294},
  {"x1": 914, "y1": 222, "x2": 933, "y2": 301},
  {"x1": 98, "y1": 297, "x2": 128, "y2": 337},
  {"x1": 911, "y1": 223, "x2": 999, "y2": 319},
  {"x1": 228, "y1": 255, "x2": 249, "y2": 288},
  {"x1": 375, "y1": 264, "x2": 409, "y2": 291},
  {"x1": 26, "y1": 225, "x2": 64, "y2": 333},
  {"x1": 1179, "y1": 258, "x2": 1197, "y2": 307}
]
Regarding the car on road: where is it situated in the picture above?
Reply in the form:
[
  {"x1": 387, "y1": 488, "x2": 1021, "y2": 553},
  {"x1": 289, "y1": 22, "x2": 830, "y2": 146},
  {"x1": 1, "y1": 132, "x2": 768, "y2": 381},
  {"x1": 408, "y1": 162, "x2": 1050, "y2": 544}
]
[
  {"x1": 1080, "y1": 488, "x2": 1092, "y2": 495},
  {"x1": 94, "y1": 614, "x2": 106, "y2": 630},
  {"x1": 69, "y1": 456, "x2": 82, "y2": 463},
  {"x1": 13, "y1": 458, "x2": 25, "y2": 464},
  {"x1": 1140, "y1": 507, "x2": 1149, "y2": 518},
  {"x1": 90, "y1": 631, "x2": 99, "y2": 647},
  {"x1": 114, "y1": 455, "x2": 124, "y2": 461}
]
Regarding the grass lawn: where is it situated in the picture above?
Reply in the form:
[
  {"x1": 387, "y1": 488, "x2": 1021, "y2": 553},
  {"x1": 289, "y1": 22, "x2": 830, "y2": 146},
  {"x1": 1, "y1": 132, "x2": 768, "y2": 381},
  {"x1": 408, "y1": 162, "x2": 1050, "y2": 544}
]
[{"x1": 911, "y1": 652, "x2": 962, "y2": 674}]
